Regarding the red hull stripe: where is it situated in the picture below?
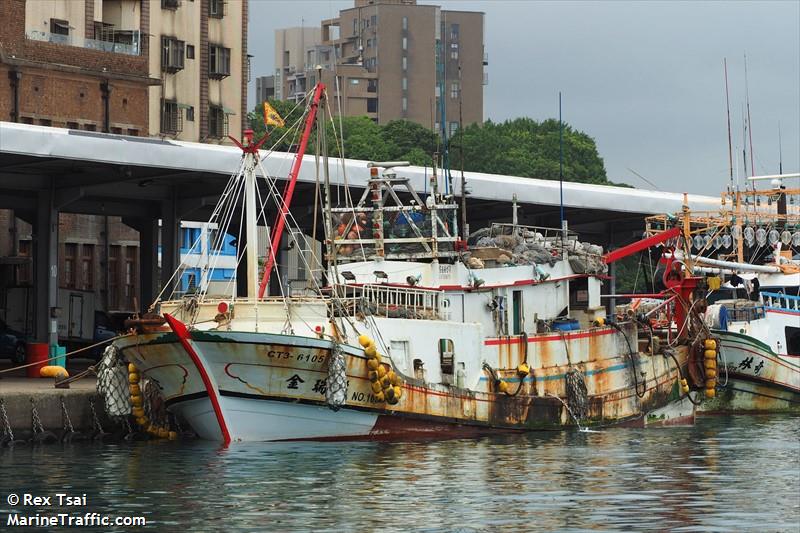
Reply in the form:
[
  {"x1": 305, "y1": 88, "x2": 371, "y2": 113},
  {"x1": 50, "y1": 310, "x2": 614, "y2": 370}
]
[
  {"x1": 164, "y1": 314, "x2": 232, "y2": 445},
  {"x1": 485, "y1": 328, "x2": 615, "y2": 346},
  {"x1": 766, "y1": 308, "x2": 800, "y2": 316}
]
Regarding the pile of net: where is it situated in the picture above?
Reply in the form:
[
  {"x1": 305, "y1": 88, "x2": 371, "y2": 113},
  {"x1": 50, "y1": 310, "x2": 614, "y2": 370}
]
[{"x1": 465, "y1": 229, "x2": 607, "y2": 274}]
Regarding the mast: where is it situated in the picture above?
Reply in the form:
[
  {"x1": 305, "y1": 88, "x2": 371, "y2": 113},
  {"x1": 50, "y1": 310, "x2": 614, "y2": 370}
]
[
  {"x1": 744, "y1": 54, "x2": 755, "y2": 177},
  {"x1": 724, "y1": 58, "x2": 734, "y2": 189},
  {"x1": 244, "y1": 137, "x2": 259, "y2": 298}
]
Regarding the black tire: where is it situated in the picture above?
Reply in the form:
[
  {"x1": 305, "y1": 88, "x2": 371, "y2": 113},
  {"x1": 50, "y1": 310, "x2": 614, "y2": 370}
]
[{"x1": 11, "y1": 343, "x2": 26, "y2": 365}]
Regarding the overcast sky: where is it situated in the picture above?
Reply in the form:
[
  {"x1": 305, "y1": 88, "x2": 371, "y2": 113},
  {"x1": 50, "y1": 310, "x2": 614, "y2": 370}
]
[{"x1": 247, "y1": 0, "x2": 800, "y2": 195}]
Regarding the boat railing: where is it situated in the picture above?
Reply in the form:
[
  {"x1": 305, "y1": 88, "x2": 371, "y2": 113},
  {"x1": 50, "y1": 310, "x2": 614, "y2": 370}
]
[
  {"x1": 726, "y1": 305, "x2": 766, "y2": 322},
  {"x1": 332, "y1": 283, "x2": 443, "y2": 320},
  {"x1": 762, "y1": 291, "x2": 800, "y2": 313}
]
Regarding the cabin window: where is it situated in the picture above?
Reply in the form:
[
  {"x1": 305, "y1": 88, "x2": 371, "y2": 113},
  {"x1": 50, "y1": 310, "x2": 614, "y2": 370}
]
[
  {"x1": 786, "y1": 327, "x2": 800, "y2": 356},
  {"x1": 439, "y1": 339, "x2": 454, "y2": 379},
  {"x1": 512, "y1": 290, "x2": 523, "y2": 335},
  {"x1": 390, "y1": 339, "x2": 410, "y2": 372},
  {"x1": 569, "y1": 277, "x2": 589, "y2": 310}
]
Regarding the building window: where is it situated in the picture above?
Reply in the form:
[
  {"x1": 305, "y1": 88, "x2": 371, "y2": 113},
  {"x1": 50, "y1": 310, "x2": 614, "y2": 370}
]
[
  {"x1": 450, "y1": 23, "x2": 460, "y2": 40},
  {"x1": 66, "y1": 121, "x2": 79, "y2": 130},
  {"x1": 450, "y1": 42, "x2": 459, "y2": 60},
  {"x1": 209, "y1": 44, "x2": 231, "y2": 78},
  {"x1": 209, "y1": 0, "x2": 226, "y2": 18},
  {"x1": 402, "y1": 16, "x2": 408, "y2": 31},
  {"x1": 84, "y1": 123, "x2": 96, "y2": 131},
  {"x1": 127, "y1": 128, "x2": 139, "y2": 136},
  {"x1": 63, "y1": 243, "x2": 77, "y2": 289},
  {"x1": 94, "y1": 21, "x2": 114, "y2": 42},
  {"x1": 371, "y1": 15, "x2": 377, "y2": 27},
  {"x1": 81, "y1": 244, "x2": 94, "y2": 290},
  {"x1": 402, "y1": 37, "x2": 407, "y2": 50},
  {"x1": 124, "y1": 246, "x2": 137, "y2": 309},
  {"x1": 186, "y1": 106, "x2": 195, "y2": 121},
  {"x1": 449, "y1": 121, "x2": 459, "y2": 136},
  {"x1": 450, "y1": 81, "x2": 459, "y2": 99},
  {"x1": 109, "y1": 246, "x2": 120, "y2": 309},
  {"x1": 353, "y1": 18, "x2": 358, "y2": 35},
  {"x1": 162, "y1": 37, "x2": 185, "y2": 72},
  {"x1": 186, "y1": 44, "x2": 195, "y2": 59},
  {"x1": 402, "y1": 77, "x2": 407, "y2": 91},
  {"x1": 367, "y1": 79, "x2": 377, "y2": 93},
  {"x1": 208, "y1": 105, "x2": 228, "y2": 138},
  {"x1": 50, "y1": 19, "x2": 70, "y2": 36},
  {"x1": 349, "y1": 78, "x2": 360, "y2": 86},
  {"x1": 402, "y1": 56, "x2": 407, "y2": 71},
  {"x1": 367, "y1": 98, "x2": 377, "y2": 113},
  {"x1": 162, "y1": 0, "x2": 181, "y2": 9},
  {"x1": 16, "y1": 240, "x2": 32, "y2": 286},
  {"x1": 402, "y1": 96, "x2": 407, "y2": 112},
  {"x1": 160, "y1": 99, "x2": 182, "y2": 134}
]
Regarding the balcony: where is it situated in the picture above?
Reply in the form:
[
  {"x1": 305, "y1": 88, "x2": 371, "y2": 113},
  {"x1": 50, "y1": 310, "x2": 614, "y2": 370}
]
[{"x1": 26, "y1": 29, "x2": 141, "y2": 56}]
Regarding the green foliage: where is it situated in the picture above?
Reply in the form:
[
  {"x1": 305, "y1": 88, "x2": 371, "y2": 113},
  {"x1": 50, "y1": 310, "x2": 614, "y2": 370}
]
[{"x1": 248, "y1": 101, "x2": 615, "y2": 186}]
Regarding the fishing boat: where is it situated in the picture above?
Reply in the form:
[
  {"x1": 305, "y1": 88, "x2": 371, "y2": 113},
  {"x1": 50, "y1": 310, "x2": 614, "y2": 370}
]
[
  {"x1": 643, "y1": 175, "x2": 800, "y2": 413},
  {"x1": 107, "y1": 84, "x2": 709, "y2": 443}
]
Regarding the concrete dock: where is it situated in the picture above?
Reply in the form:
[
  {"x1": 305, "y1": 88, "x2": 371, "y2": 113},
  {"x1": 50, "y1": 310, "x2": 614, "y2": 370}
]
[{"x1": 0, "y1": 359, "x2": 109, "y2": 439}]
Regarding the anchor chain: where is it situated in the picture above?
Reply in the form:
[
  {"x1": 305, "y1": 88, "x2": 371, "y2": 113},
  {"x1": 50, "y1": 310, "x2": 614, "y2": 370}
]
[
  {"x1": 60, "y1": 396, "x2": 75, "y2": 435},
  {"x1": 0, "y1": 398, "x2": 14, "y2": 443},
  {"x1": 325, "y1": 341, "x2": 348, "y2": 411},
  {"x1": 30, "y1": 398, "x2": 45, "y2": 436},
  {"x1": 89, "y1": 396, "x2": 105, "y2": 435}
]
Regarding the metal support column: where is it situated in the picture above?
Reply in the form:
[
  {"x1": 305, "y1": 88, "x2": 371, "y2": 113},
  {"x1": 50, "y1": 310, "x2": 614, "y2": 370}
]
[
  {"x1": 34, "y1": 185, "x2": 58, "y2": 346},
  {"x1": 139, "y1": 218, "x2": 158, "y2": 311},
  {"x1": 160, "y1": 194, "x2": 179, "y2": 297}
]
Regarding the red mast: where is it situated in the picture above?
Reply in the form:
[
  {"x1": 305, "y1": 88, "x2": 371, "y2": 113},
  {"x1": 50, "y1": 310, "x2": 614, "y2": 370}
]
[{"x1": 257, "y1": 83, "x2": 326, "y2": 298}]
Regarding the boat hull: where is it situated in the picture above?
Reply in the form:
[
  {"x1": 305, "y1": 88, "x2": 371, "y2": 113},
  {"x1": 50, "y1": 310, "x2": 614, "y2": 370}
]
[
  {"x1": 700, "y1": 330, "x2": 800, "y2": 414},
  {"x1": 116, "y1": 329, "x2": 695, "y2": 442}
]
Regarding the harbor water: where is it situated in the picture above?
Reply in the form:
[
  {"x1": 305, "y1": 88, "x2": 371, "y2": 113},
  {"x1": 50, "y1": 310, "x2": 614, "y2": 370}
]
[{"x1": 1, "y1": 415, "x2": 798, "y2": 532}]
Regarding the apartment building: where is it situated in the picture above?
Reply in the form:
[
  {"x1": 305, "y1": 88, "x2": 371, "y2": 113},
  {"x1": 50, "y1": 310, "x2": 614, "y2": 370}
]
[
  {"x1": 255, "y1": 75, "x2": 275, "y2": 102},
  {"x1": 273, "y1": 0, "x2": 485, "y2": 132},
  {"x1": 149, "y1": 0, "x2": 248, "y2": 143},
  {"x1": 273, "y1": 27, "x2": 321, "y2": 101}
]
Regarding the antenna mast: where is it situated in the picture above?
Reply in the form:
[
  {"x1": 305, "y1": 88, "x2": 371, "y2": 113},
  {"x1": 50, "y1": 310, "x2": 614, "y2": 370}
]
[
  {"x1": 724, "y1": 58, "x2": 734, "y2": 189},
  {"x1": 744, "y1": 54, "x2": 755, "y2": 177}
]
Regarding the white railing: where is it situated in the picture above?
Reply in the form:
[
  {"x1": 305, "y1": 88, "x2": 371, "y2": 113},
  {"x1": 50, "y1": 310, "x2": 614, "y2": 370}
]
[
  {"x1": 26, "y1": 30, "x2": 140, "y2": 56},
  {"x1": 762, "y1": 291, "x2": 800, "y2": 313},
  {"x1": 333, "y1": 283, "x2": 443, "y2": 320}
]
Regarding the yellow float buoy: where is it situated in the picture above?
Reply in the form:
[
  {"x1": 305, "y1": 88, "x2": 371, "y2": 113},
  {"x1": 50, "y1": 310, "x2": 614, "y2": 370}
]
[
  {"x1": 380, "y1": 375, "x2": 391, "y2": 388},
  {"x1": 368, "y1": 371, "x2": 380, "y2": 382},
  {"x1": 386, "y1": 395, "x2": 399, "y2": 405},
  {"x1": 39, "y1": 366, "x2": 69, "y2": 379},
  {"x1": 393, "y1": 386, "x2": 403, "y2": 400},
  {"x1": 704, "y1": 359, "x2": 717, "y2": 369},
  {"x1": 705, "y1": 369, "x2": 717, "y2": 379},
  {"x1": 129, "y1": 383, "x2": 141, "y2": 395},
  {"x1": 132, "y1": 407, "x2": 145, "y2": 418},
  {"x1": 128, "y1": 363, "x2": 138, "y2": 373},
  {"x1": 705, "y1": 388, "x2": 716, "y2": 398},
  {"x1": 128, "y1": 373, "x2": 140, "y2": 384},
  {"x1": 136, "y1": 416, "x2": 148, "y2": 426},
  {"x1": 517, "y1": 363, "x2": 530, "y2": 377},
  {"x1": 367, "y1": 358, "x2": 381, "y2": 371},
  {"x1": 168, "y1": 431, "x2": 178, "y2": 440},
  {"x1": 385, "y1": 387, "x2": 396, "y2": 400},
  {"x1": 131, "y1": 394, "x2": 143, "y2": 407},
  {"x1": 704, "y1": 349, "x2": 717, "y2": 359},
  {"x1": 390, "y1": 374, "x2": 402, "y2": 387},
  {"x1": 371, "y1": 381, "x2": 383, "y2": 394},
  {"x1": 364, "y1": 345, "x2": 377, "y2": 358},
  {"x1": 374, "y1": 391, "x2": 385, "y2": 402},
  {"x1": 358, "y1": 335, "x2": 373, "y2": 348},
  {"x1": 704, "y1": 339, "x2": 717, "y2": 350},
  {"x1": 705, "y1": 379, "x2": 716, "y2": 388},
  {"x1": 377, "y1": 365, "x2": 387, "y2": 378},
  {"x1": 158, "y1": 428, "x2": 169, "y2": 438},
  {"x1": 497, "y1": 381, "x2": 509, "y2": 394}
]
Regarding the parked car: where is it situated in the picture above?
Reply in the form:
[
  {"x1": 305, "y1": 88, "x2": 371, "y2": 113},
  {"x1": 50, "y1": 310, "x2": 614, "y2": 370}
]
[{"x1": 0, "y1": 318, "x2": 27, "y2": 364}]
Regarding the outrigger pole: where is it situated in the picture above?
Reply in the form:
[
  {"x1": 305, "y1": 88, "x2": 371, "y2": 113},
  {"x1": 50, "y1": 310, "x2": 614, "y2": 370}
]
[{"x1": 257, "y1": 83, "x2": 326, "y2": 298}]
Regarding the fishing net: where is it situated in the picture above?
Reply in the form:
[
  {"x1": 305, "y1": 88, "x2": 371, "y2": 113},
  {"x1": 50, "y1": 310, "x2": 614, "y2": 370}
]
[
  {"x1": 96, "y1": 345, "x2": 132, "y2": 419},
  {"x1": 325, "y1": 342, "x2": 348, "y2": 410},
  {"x1": 565, "y1": 368, "x2": 588, "y2": 421}
]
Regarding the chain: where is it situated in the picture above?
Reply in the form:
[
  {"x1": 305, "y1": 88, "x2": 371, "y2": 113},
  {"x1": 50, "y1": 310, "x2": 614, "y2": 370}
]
[
  {"x1": 89, "y1": 397, "x2": 104, "y2": 434},
  {"x1": 123, "y1": 417, "x2": 133, "y2": 436},
  {"x1": 59, "y1": 396, "x2": 75, "y2": 434},
  {"x1": 0, "y1": 398, "x2": 14, "y2": 442},
  {"x1": 30, "y1": 398, "x2": 44, "y2": 435}
]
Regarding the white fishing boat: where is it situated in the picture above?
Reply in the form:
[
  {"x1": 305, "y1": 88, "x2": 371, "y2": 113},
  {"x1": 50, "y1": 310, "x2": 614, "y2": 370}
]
[
  {"x1": 108, "y1": 84, "x2": 707, "y2": 443},
  {"x1": 644, "y1": 175, "x2": 800, "y2": 413}
]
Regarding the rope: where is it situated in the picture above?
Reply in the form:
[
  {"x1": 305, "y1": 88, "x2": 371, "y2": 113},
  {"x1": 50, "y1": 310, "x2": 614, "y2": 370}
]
[{"x1": 0, "y1": 334, "x2": 126, "y2": 375}]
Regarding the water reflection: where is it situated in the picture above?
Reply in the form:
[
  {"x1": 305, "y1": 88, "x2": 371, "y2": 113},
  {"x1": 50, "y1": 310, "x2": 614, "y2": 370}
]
[{"x1": 1, "y1": 416, "x2": 797, "y2": 531}]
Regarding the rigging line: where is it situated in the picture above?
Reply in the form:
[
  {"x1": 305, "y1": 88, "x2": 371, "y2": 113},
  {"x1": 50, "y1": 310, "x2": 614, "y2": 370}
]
[
  {"x1": 325, "y1": 99, "x2": 366, "y2": 261},
  {"x1": 254, "y1": 159, "x2": 325, "y2": 297},
  {"x1": 155, "y1": 159, "x2": 247, "y2": 305},
  {"x1": 215, "y1": 174, "x2": 250, "y2": 305}
]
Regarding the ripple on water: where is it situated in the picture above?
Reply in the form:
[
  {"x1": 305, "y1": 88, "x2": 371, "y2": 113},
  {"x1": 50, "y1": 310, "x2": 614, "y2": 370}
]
[{"x1": 0, "y1": 415, "x2": 798, "y2": 531}]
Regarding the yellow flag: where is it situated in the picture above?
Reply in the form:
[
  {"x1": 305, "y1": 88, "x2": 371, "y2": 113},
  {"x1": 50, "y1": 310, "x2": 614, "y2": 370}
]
[{"x1": 263, "y1": 101, "x2": 285, "y2": 128}]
